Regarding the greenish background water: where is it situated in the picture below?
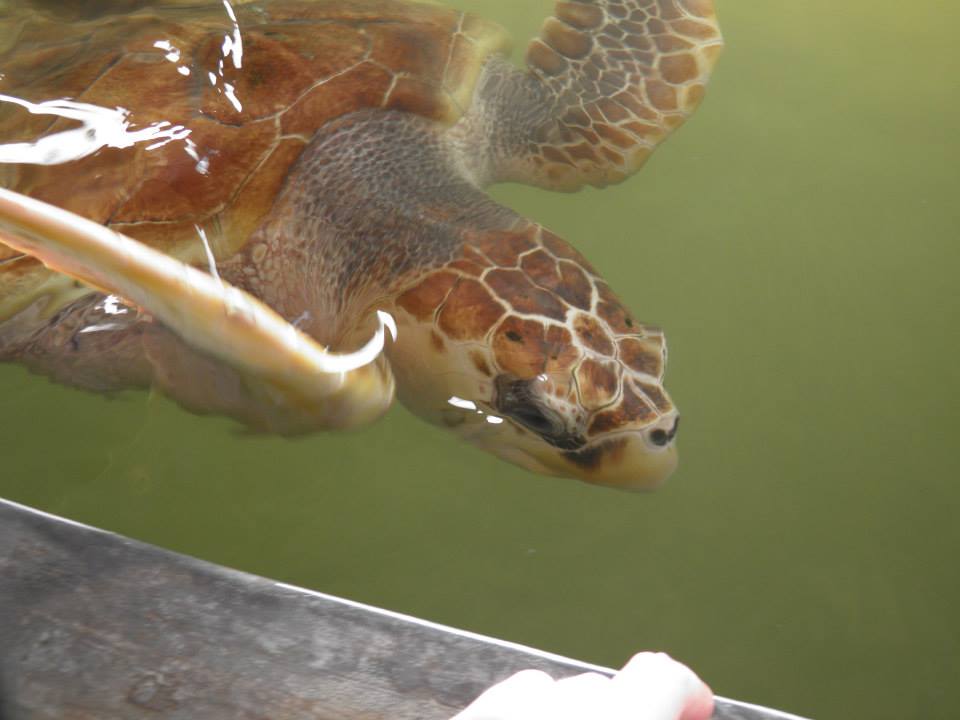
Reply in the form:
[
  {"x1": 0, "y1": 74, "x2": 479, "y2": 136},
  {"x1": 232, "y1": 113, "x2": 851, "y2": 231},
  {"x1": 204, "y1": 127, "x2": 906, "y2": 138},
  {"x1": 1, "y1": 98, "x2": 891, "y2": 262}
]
[{"x1": 2, "y1": 1, "x2": 958, "y2": 718}]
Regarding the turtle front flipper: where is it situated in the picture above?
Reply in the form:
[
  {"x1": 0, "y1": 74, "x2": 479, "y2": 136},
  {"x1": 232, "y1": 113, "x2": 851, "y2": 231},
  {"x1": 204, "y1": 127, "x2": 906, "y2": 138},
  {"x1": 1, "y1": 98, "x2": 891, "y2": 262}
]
[
  {"x1": 456, "y1": 0, "x2": 722, "y2": 191},
  {"x1": 0, "y1": 188, "x2": 395, "y2": 433}
]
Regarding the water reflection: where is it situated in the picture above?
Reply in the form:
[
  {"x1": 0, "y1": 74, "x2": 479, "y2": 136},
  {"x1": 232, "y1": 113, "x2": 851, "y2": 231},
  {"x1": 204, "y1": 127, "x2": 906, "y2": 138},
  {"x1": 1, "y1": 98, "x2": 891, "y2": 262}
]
[
  {"x1": 194, "y1": 224, "x2": 221, "y2": 280},
  {"x1": 0, "y1": 0, "x2": 245, "y2": 170},
  {"x1": 0, "y1": 95, "x2": 195, "y2": 166},
  {"x1": 209, "y1": 0, "x2": 244, "y2": 111},
  {"x1": 153, "y1": 39, "x2": 192, "y2": 76},
  {"x1": 447, "y1": 394, "x2": 506, "y2": 425}
]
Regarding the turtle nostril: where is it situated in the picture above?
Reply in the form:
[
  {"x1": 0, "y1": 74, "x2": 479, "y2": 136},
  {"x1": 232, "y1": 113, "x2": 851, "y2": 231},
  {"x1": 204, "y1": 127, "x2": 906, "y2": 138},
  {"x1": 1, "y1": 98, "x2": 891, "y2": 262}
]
[
  {"x1": 649, "y1": 428, "x2": 670, "y2": 447},
  {"x1": 648, "y1": 417, "x2": 679, "y2": 448}
]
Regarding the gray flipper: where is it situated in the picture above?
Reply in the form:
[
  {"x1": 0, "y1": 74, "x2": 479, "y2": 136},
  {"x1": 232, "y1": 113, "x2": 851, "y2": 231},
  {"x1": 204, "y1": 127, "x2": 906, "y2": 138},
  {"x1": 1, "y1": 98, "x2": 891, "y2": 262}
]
[{"x1": 455, "y1": 0, "x2": 723, "y2": 190}]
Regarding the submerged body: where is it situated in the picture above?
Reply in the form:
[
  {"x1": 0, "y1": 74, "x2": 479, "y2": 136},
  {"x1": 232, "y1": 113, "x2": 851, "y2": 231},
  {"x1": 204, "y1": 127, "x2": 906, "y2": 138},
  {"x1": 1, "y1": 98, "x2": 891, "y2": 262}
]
[{"x1": 0, "y1": 0, "x2": 722, "y2": 488}]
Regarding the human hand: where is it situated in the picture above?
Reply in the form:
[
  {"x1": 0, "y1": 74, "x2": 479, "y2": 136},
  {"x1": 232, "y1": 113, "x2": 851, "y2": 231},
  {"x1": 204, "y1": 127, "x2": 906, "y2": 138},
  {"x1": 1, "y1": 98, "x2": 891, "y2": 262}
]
[{"x1": 452, "y1": 651, "x2": 713, "y2": 720}]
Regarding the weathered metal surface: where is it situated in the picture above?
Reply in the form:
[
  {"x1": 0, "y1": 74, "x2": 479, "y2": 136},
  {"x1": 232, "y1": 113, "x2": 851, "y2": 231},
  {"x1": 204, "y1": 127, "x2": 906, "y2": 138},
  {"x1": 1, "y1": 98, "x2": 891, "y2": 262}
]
[{"x1": 0, "y1": 499, "x2": 808, "y2": 719}]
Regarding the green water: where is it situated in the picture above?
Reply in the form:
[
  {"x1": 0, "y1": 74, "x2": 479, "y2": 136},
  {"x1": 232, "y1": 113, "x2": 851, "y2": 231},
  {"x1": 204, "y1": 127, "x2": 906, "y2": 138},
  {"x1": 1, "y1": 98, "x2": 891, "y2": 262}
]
[{"x1": 2, "y1": 1, "x2": 958, "y2": 718}]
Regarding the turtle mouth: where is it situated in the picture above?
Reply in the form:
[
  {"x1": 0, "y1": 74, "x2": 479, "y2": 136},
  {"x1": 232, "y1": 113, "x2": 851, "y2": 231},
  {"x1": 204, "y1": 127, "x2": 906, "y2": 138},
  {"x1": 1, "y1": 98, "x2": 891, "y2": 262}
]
[
  {"x1": 493, "y1": 375, "x2": 586, "y2": 451},
  {"x1": 563, "y1": 434, "x2": 679, "y2": 489},
  {"x1": 563, "y1": 442, "x2": 619, "y2": 471},
  {"x1": 542, "y1": 431, "x2": 586, "y2": 451}
]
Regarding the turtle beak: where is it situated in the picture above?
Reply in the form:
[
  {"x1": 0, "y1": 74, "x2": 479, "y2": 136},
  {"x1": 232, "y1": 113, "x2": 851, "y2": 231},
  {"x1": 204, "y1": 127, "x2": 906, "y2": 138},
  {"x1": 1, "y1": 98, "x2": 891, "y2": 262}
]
[
  {"x1": 456, "y1": 405, "x2": 679, "y2": 490},
  {"x1": 494, "y1": 425, "x2": 678, "y2": 490},
  {"x1": 561, "y1": 434, "x2": 678, "y2": 490}
]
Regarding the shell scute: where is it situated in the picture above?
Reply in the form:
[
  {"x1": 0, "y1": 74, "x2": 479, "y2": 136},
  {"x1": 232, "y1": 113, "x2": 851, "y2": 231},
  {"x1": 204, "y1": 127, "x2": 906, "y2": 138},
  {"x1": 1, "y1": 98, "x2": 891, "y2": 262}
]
[
  {"x1": 280, "y1": 61, "x2": 394, "y2": 136},
  {"x1": 485, "y1": 268, "x2": 567, "y2": 322},
  {"x1": 573, "y1": 312, "x2": 615, "y2": 356},
  {"x1": 595, "y1": 282, "x2": 637, "y2": 335},
  {"x1": 520, "y1": 249, "x2": 562, "y2": 291},
  {"x1": 469, "y1": 228, "x2": 536, "y2": 267},
  {"x1": 367, "y1": 20, "x2": 451, "y2": 80},
  {"x1": 0, "y1": 0, "x2": 512, "y2": 321},
  {"x1": 385, "y1": 75, "x2": 449, "y2": 120},
  {"x1": 446, "y1": 258, "x2": 486, "y2": 277},
  {"x1": 556, "y1": 261, "x2": 593, "y2": 310},
  {"x1": 635, "y1": 379, "x2": 672, "y2": 413},
  {"x1": 588, "y1": 382, "x2": 657, "y2": 436},
  {"x1": 539, "y1": 230, "x2": 597, "y2": 274},
  {"x1": 199, "y1": 25, "x2": 371, "y2": 124},
  {"x1": 10, "y1": 146, "x2": 143, "y2": 226},
  {"x1": 396, "y1": 270, "x2": 458, "y2": 321},
  {"x1": 544, "y1": 324, "x2": 580, "y2": 374},
  {"x1": 217, "y1": 139, "x2": 308, "y2": 255},
  {"x1": 437, "y1": 277, "x2": 504, "y2": 341},
  {"x1": 492, "y1": 316, "x2": 548, "y2": 378},
  {"x1": 575, "y1": 357, "x2": 620, "y2": 410},
  {"x1": 112, "y1": 118, "x2": 277, "y2": 225},
  {"x1": 617, "y1": 336, "x2": 664, "y2": 378}
]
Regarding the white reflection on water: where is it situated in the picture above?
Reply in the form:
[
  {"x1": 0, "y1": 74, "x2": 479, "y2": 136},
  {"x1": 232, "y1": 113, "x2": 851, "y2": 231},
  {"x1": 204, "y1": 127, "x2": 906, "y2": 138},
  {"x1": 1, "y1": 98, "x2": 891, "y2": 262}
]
[
  {"x1": 101, "y1": 295, "x2": 128, "y2": 316},
  {"x1": 0, "y1": 0, "x2": 246, "y2": 168},
  {"x1": 195, "y1": 224, "x2": 221, "y2": 281},
  {"x1": 221, "y1": 0, "x2": 243, "y2": 70},
  {"x1": 448, "y1": 396, "x2": 477, "y2": 411},
  {"x1": 77, "y1": 295, "x2": 132, "y2": 335},
  {"x1": 209, "y1": 0, "x2": 244, "y2": 112},
  {"x1": 447, "y1": 395, "x2": 506, "y2": 425},
  {"x1": 153, "y1": 39, "x2": 181, "y2": 64},
  {"x1": 0, "y1": 95, "x2": 193, "y2": 166},
  {"x1": 153, "y1": 39, "x2": 191, "y2": 77}
]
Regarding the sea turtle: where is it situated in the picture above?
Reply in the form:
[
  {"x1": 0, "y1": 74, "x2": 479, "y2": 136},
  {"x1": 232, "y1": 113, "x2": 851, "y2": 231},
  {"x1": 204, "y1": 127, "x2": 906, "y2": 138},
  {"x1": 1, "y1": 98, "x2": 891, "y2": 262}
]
[{"x1": 0, "y1": 0, "x2": 721, "y2": 489}]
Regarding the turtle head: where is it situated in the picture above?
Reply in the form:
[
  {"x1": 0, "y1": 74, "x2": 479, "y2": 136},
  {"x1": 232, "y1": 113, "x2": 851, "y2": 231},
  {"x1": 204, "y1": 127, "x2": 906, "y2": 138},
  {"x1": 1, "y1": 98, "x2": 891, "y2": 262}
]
[
  {"x1": 483, "y1": 363, "x2": 679, "y2": 491},
  {"x1": 387, "y1": 227, "x2": 679, "y2": 490}
]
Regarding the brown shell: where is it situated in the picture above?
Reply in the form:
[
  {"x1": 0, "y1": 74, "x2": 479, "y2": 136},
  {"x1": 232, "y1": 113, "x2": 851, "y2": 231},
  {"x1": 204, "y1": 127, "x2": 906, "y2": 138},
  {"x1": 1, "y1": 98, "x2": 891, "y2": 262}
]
[{"x1": 0, "y1": 0, "x2": 511, "y2": 321}]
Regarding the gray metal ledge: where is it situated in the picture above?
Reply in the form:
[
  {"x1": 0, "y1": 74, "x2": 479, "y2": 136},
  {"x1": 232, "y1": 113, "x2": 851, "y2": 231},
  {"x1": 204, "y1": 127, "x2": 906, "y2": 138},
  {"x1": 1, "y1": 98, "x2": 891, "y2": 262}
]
[{"x1": 0, "y1": 498, "x2": 808, "y2": 720}]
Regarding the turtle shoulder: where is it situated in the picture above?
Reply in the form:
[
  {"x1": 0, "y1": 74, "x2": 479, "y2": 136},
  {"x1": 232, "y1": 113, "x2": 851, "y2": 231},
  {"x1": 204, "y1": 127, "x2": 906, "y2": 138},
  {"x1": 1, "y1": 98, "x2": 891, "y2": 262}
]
[{"x1": 0, "y1": 0, "x2": 510, "y2": 322}]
